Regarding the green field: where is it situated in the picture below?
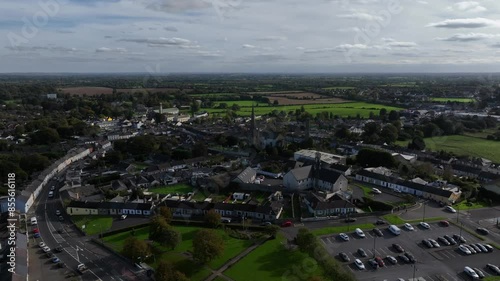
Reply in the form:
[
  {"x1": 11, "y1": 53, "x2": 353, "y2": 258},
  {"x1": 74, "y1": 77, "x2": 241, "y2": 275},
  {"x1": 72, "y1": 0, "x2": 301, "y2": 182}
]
[
  {"x1": 72, "y1": 216, "x2": 113, "y2": 235},
  {"x1": 205, "y1": 102, "x2": 403, "y2": 118},
  {"x1": 398, "y1": 135, "x2": 500, "y2": 162},
  {"x1": 103, "y1": 225, "x2": 254, "y2": 280},
  {"x1": 322, "y1": 86, "x2": 356, "y2": 90},
  {"x1": 225, "y1": 234, "x2": 324, "y2": 281},
  {"x1": 213, "y1": 100, "x2": 268, "y2": 107},
  {"x1": 430, "y1": 97, "x2": 475, "y2": 103},
  {"x1": 149, "y1": 184, "x2": 193, "y2": 194}
]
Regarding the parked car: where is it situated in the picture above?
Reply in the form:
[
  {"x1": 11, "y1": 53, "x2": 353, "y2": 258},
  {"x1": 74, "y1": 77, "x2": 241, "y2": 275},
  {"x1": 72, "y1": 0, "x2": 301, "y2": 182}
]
[
  {"x1": 260, "y1": 222, "x2": 272, "y2": 226},
  {"x1": 464, "y1": 266, "x2": 480, "y2": 279},
  {"x1": 77, "y1": 263, "x2": 88, "y2": 274},
  {"x1": 386, "y1": 255, "x2": 397, "y2": 265},
  {"x1": 453, "y1": 234, "x2": 466, "y2": 243},
  {"x1": 477, "y1": 227, "x2": 489, "y2": 235},
  {"x1": 51, "y1": 257, "x2": 60, "y2": 263},
  {"x1": 368, "y1": 259, "x2": 378, "y2": 269},
  {"x1": 459, "y1": 245, "x2": 472, "y2": 255},
  {"x1": 374, "y1": 256, "x2": 385, "y2": 267},
  {"x1": 357, "y1": 248, "x2": 367, "y2": 257},
  {"x1": 55, "y1": 210, "x2": 61, "y2": 216},
  {"x1": 404, "y1": 223, "x2": 414, "y2": 231},
  {"x1": 355, "y1": 228, "x2": 366, "y2": 238},
  {"x1": 429, "y1": 239, "x2": 440, "y2": 248},
  {"x1": 372, "y1": 188, "x2": 382, "y2": 194},
  {"x1": 58, "y1": 216, "x2": 64, "y2": 221},
  {"x1": 422, "y1": 239, "x2": 433, "y2": 248},
  {"x1": 398, "y1": 254, "x2": 410, "y2": 263},
  {"x1": 50, "y1": 186, "x2": 55, "y2": 191},
  {"x1": 339, "y1": 233, "x2": 349, "y2": 241},
  {"x1": 419, "y1": 222, "x2": 430, "y2": 229},
  {"x1": 445, "y1": 206, "x2": 457, "y2": 213},
  {"x1": 39, "y1": 242, "x2": 46, "y2": 248},
  {"x1": 339, "y1": 252, "x2": 350, "y2": 262},
  {"x1": 474, "y1": 267, "x2": 485, "y2": 278},
  {"x1": 487, "y1": 264, "x2": 500, "y2": 275},
  {"x1": 354, "y1": 259, "x2": 365, "y2": 270},
  {"x1": 33, "y1": 228, "x2": 39, "y2": 234},
  {"x1": 470, "y1": 244, "x2": 482, "y2": 253},
  {"x1": 46, "y1": 252, "x2": 54, "y2": 258},
  {"x1": 42, "y1": 246, "x2": 50, "y2": 253},
  {"x1": 57, "y1": 262, "x2": 65, "y2": 268},
  {"x1": 281, "y1": 221, "x2": 292, "y2": 227},
  {"x1": 476, "y1": 243, "x2": 488, "y2": 253},
  {"x1": 372, "y1": 228, "x2": 383, "y2": 237},
  {"x1": 439, "y1": 220, "x2": 450, "y2": 227},
  {"x1": 345, "y1": 218, "x2": 357, "y2": 223},
  {"x1": 404, "y1": 252, "x2": 416, "y2": 263},
  {"x1": 438, "y1": 237, "x2": 450, "y2": 246},
  {"x1": 120, "y1": 215, "x2": 128, "y2": 220},
  {"x1": 465, "y1": 245, "x2": 476, "y2": 254},
  {"x1": 33, "y1": 233, "x2": 40, "y2": 238},
  {"x1": 483, "y1": 244, "x2": 494, "y2": 252},
  {"x1": 392, "y1": 243, "x2": 404, "y2": 253},
  {"x1": 444, "y1": 235, "x2": 457, "y2": 245},
  {"x1": 54, "y1": 247, "x2": 63, "y2": 253},
  {"x1": 375, "y1": 219, "x2": 386, "y2": 225}
]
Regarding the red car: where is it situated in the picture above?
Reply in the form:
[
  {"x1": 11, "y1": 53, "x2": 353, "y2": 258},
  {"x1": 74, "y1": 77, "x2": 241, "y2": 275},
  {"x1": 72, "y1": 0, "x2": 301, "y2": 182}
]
[
  {"x1": 281, "y1": 221, "x2": 292, "y2": 227},
  {"x1": 439, "y1": 220, "x2": 450, "y2": 227},
  {"x1": 375, "y1": 256, "x2": 385, "y2": 267},
  {"x1": 33, "y1": 228, "x2": 39, "y2": 233}
]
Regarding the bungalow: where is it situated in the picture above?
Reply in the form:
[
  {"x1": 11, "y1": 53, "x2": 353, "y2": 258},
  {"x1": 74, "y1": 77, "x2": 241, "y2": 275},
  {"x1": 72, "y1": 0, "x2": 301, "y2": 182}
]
[
  {"x1": 66, "y1": 201, "x2": 153, "y2": 216},
  {"x1": 355, "y1": 169, "x2": 461, "y2": 204},
  {"x1": 303, "y1": 193, "x2": 356, "y2": 217}
]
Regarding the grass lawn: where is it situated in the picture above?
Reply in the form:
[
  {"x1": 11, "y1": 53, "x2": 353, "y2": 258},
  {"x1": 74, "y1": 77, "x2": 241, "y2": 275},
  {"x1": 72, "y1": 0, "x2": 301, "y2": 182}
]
[
  {"x1": 454, "y1": 200, "x2": 489, "y2": 210},
  {"x1": 382, "y1": 214, "x2": 446, "y2": 225},
  {"x1": 397, "y1": 135, "x2": 500, "y2": 163},
  {"x1": 149, "y1": 183, "x2": 193, "y2": 194},
  {"x1": 225, "y1": 234, "x2": 325, "y2": 281},
  {"x1": 352, "y1": 183, "x2": 373, "y2": 197},
  {"x1": 323, "y1": 86, "x2": 356, "y2": 90},
  {"x1": 133, "y1": 162, "x2": 149, "y2": 170},
  {"x1": 205, "y1": 102, "x2": 403, "y2": 118},
  {"x1": 430, "y1": 97, "x2": 475, "y2": 103},
  {"x1": 312, "y1": 223, "x2": 375, "y2": 236},
  {"x1": 484, "y1": 276, "x2": 500, "y2": 281},
  {"x1": 102, "y1": 225, "x2": 254, "y2": 280},
  {"x1": 72, "y1": 216, "x2": 113, "y2": 235}
]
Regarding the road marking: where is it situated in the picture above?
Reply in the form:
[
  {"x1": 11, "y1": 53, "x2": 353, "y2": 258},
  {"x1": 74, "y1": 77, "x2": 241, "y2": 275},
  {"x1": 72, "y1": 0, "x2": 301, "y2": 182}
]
[
  {"x1": 379, "y1": 248, "x2": 387, "y2": 255},
  {"x1": 321, "y1": 239, "x2": 327, "y2": 246}
]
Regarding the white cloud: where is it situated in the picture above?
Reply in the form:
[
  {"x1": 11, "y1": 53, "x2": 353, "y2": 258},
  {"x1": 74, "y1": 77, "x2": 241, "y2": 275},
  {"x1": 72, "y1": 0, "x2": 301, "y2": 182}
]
[
  {"x1": 256, "y1": 36, "x2": 287, "y2": 41},
  {"x1": 427, "y1": 18, "x2": 500, "y2": 28},
  {"x1": 242, "y1": 44, "x2": 257, "y2": 49},
  {"x1": 386, "y1": 41, "x2": 418, "y2": 48},
  {"x1": 437, "y1": 33, "x2": 500, "y2": 42},
  {"x1": 337, "y1": 13, "x2": 383, "y2": 21},
  {"x1": 95, "y1": 47, "x2": 127, "y2": 53},
  {"x1": 446, "y1": 2, "x2": 486, "y2": 13}
]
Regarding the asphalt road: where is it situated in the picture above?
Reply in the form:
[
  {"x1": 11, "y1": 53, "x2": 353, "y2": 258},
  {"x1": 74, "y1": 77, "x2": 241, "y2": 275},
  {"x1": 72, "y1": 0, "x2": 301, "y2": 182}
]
[
  {"x1": 321, "y1": 221, "x2": 500, "y2": 281},
  {"x1": 30, "y1": 169, "x2": 148, "y2": 281}
]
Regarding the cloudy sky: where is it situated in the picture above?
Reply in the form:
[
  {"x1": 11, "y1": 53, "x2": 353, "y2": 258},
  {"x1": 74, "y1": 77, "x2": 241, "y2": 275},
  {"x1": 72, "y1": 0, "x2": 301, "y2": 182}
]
[{"x1": 2, "y1": 0, "x2": 500, "y2": 73}]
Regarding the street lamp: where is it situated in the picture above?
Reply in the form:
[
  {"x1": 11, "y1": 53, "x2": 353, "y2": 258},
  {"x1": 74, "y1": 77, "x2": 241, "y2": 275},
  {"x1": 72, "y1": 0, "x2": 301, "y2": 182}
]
[
  {"x1": 459, "y1": 222, "x2": 464, "y2": 245},
  {"x1": 422, "y1": 200, "x2": 427, "y2": 222},
  {"x1": 456, "y1": 204, "x2": 460, "y2": 223},
  {"x1": 372, "y1": 234, "x2": 377, "y2": 258},
  {"x1": 412, "y1": 264, "x2": 418, "y2": 281}
]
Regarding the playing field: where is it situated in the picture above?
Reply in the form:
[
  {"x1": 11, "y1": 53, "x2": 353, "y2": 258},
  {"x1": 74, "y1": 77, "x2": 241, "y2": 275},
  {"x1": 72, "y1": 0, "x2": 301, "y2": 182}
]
[
  {"x1": 430, "y1": 97, "x2": 475, "y2": 103},
  {"x1": 225, "y1": 234, "x2": 325, "y2": 281},
  {"x1": 103, "y1": 225, "x2": 254, "y2": 281},
  {"x1": 205, "y1": 102, "x2": 403, "y2": 118},
  {"x1": 398, "y1": 135, "x2": 500, "y2": 162}
]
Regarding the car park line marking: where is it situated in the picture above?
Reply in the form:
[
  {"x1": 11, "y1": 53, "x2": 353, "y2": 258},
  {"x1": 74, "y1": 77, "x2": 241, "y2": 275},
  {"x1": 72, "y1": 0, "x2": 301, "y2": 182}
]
[
  {"x1": 321, "y1": 239, "x2": 327, "y2": 245},
  {"x1": 378, "y1": 248, "x2": 388, "y2": 255},
  {"x1": 426, "y1": 275, "x2": 436, "y2": 281},
  {"x1": 445, "y1": 272, "x2": 458, "y2": 281}
]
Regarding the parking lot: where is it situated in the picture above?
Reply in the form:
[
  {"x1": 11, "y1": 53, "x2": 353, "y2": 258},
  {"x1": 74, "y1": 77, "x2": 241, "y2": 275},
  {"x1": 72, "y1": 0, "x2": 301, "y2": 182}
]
[{"x1": 321, "y1": 221, "x2": 500, "y2": 281}]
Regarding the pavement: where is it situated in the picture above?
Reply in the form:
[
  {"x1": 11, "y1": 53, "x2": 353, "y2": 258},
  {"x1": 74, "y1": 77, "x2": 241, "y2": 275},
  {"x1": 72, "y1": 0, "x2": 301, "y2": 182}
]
[
  {"x1": 321, "y1": 221, "x2": 500, "y2": 281},
  {"x1": 29, "y1": 169, "x2": 149, "y2": 281}
]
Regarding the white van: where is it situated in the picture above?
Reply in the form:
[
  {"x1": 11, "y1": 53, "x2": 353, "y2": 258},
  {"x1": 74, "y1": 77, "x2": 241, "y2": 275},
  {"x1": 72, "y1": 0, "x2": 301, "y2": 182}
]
[
  {"x1": 388, "y1": 225, "x2": 401, "y2": 236},
  {"x1": 48, "y1": 191, "x2": 54, "y2": 198},
  {"x1": 30, "y1": 217, "x2": 38, "y2": 226}
]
